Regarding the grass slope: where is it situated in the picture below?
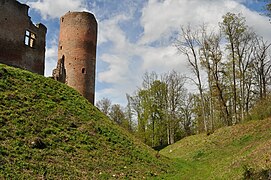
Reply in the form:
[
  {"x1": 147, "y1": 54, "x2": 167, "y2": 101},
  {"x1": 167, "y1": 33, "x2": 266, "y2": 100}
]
[
  {"x1": 160, "y1": 118, "x2": 271, "y2": 179},
  {"x1": 0, "y1": 64, "x2": 172, "y2": 179}
]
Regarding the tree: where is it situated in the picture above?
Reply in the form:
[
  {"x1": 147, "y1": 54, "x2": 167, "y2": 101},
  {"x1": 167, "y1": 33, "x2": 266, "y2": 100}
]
[
  {"x1": 175, "y1": 13, "x2": 271, "y2": 129},
  {"x1": 96, "y1": 97, "x2": 111, "y2": 116},
  {"x1": 220, "y1": 12, "x2": 247, "y2": 124},
  {"x1": 96, "y1": 97, "x2": 133, "y2": 131},
  {"x1": 220, "y1": 12, "x2": 270, "y2": 123},
  {"x1": 129, "y1": 71, "x2": 188, "y2": 146},
  {"x1": 129, "y1": 89, "x2": 149, "y2": 143},
  {"x1": 125, "y1": 94, "x2": 134, "y2": 132},
  {"x1": 165, "y1": 70, "x2": 186, "y2": 144},
  {"x1": 109, "y1": 104, "x2": 129, "y2": 129},
  {"x1": 252, "y1": 37, "x2": 271, "y2": 100},
  {"x1": 199, "y1": 28, "x2": 232, "y2": 127},
  {"x1": 175, "y1": 25, "x2": 208, "y2": 132},
  {"x1": 180, "y1": 93, "x2": 195, "y2": 136}
]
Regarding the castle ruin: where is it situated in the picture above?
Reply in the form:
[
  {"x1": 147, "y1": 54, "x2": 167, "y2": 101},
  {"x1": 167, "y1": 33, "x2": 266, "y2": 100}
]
[
  {"x1": 52, "y1": 12, "x2": 98, "y2": 104},
  {"x1": 0, "y1": 0, "x2": 98, "y2": 104},
  {"x1": 0, "y1": 0, "x2": 47, "y2": 75}
]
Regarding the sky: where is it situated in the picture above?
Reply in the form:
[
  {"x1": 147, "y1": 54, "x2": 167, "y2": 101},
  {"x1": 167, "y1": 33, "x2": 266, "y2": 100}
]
[{"x1": 19, "y1": 0, "x2": 270, "y2": 106}]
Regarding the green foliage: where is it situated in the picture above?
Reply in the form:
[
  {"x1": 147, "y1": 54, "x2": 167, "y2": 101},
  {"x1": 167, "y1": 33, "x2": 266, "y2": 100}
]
[
  {"x1": 129, "y1": 71, "x2": 190, "y2": 147},
  {"x1": 246, "y1": 95, "x2": 271, "y2": 121},
  {"x1": 0, "y1": 64, "x2": 172, "y2": 179}
]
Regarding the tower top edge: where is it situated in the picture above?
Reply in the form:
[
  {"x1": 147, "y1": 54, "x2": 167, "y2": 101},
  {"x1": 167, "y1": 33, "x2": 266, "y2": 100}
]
[{"x1": 61, "y1": 11, "x2": 97, "y2": 22}]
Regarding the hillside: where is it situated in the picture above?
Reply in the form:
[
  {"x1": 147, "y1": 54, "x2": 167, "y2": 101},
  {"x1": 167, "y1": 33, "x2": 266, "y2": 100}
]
[
  {"x1": 160, "y1": 118, "x2": 271, "y2": 179},
  {"x1": 0, "y1": 64, "x2": 172, "y2": 179}
]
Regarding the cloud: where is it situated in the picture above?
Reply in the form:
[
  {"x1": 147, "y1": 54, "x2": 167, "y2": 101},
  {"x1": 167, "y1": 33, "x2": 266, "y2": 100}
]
[
  {"x1": 96, "y1": 13, "x2": 189, "y2": 105},
  {"x1": 98, "y1": 14, "x2": 131, "y2": 46},
  {"x1": 28, "y1": 0, "x2": 88, "y2": 19},
  {"x1": 98, "y1": 54, "x2": 130, "y2": 84},
  {"x1": 95, "y1": 0, "x2": 270, "y2": 106},
  {"x1": 139, "y1": 0, "x2": 269, "y2": 45},
  {"x1": 44, "y1": 37, "x2": 58, "y2": 77},
  {"x1": 139, "y1": 46, "x2": 186, "y2": 72}
]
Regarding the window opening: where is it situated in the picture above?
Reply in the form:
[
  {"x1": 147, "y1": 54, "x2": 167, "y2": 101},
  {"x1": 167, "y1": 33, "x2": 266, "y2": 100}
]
[
  {"x1": 24, "y1": 30, "x2": 36, "y2": 48},
  {"x1": 82, "y1": 68, "x2": 86, "y2": 74}
]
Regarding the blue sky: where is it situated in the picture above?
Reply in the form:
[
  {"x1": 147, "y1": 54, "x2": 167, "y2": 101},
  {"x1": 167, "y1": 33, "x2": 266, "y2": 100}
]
[{"x1": 19, "y1": 0, "x2": 270, "y2": 106}]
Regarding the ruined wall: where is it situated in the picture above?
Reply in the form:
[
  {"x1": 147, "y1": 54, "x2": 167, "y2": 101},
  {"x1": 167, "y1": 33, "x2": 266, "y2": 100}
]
[
  {"x1": 0, "y1": 0, "x2": 47, "y2": 75},
  {"x1": 54, "y1": 12, "x2": 97, "y2": 104}
]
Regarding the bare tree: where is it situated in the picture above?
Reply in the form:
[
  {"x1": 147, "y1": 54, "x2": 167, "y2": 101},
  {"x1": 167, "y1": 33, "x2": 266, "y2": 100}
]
[
  {"x1": 96, "y1": 97, "x2": 112, "y2": 116},
  {"x1": 252, "y1": 37, "x2": 271, "y2": 100},
  {"x1": 175, "y1": 25, "x2": 208, "y2": 132}
]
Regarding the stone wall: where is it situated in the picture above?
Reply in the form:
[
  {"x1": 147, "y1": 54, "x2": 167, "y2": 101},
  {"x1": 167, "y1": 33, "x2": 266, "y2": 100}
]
[{"x1": 0, "y1": 0, "x2": 47, "y2": 75}]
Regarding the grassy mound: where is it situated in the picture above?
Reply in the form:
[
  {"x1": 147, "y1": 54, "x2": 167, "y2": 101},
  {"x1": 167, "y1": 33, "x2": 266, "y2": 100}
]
[
  {"x1": 0, "y1": 64, "x2": 172, "y2": 179},
  {"x1": 160, "y1": 118, "x2": 271, "y2": 179}
]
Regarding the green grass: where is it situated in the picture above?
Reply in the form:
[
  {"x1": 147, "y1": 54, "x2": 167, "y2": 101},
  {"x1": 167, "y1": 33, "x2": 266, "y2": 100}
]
[
  {"x1": 2, "y1": 63, "x2": 271, "y2": 179},
  {"x1": 160, "y1": 119, "x2": 271, "y2": 179},
  {"x1": 0, "y1": 64, "x2": 173, "y2": 179}
]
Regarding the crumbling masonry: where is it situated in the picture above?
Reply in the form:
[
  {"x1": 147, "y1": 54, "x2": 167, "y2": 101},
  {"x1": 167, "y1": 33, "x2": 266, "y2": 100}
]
[
  {"x1": 0, "y1": 0, "x2": 47, "y2": 75},
  {"x1": 53, "y1": 12, "x2": 98, "y2": 104},
  {"x1": 0, "y1": 0, "x2": 98, "y2": 104}
]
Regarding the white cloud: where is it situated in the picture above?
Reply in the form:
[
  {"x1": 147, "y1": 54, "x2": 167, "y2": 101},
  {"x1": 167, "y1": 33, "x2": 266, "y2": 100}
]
[
  {"x1": 98, "y1": 54, "x2": 130, "y2": 84},
  {"x1": 96, "y1": 0, "x2": 271, "y2": 106},
  {"x1": 44, "y1": 37, "x2": 58, "y2": 77},
  {"x1": 28, "y1": 0, "x2": 88, "y2": 19},
  {"x1": 138, "y1": 45, "x2": 185, "y2": 73},
  {"x1": 44, "y1": 46, "x2": 58, "y2": 77},
  {"x1": 139, "y1": 0, "x2": 269, "y2": 45},
  {"x1": 242, "y1": 10, "x2": 271, "y2": 42},
  {"x1": 98, "y1": 14, "x2": 130, "y2": 46}
]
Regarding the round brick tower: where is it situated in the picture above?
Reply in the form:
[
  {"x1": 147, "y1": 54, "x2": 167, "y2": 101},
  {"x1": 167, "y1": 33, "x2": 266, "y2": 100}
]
[{"x1": 58, "y1": 12, "x2": 97, "y2": 104}]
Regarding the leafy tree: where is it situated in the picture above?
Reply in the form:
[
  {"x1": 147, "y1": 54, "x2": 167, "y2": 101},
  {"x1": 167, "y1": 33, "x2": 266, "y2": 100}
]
[
  {"x1": 129, "y1": 71, "x2": 188, "y2": 146},
  {"x1": 165, "y1": 71, "x2": 186, "y2": 144},
  {"x1": 220, "y1": 12, "x2": 247, "y2": 124},
  {"x1": 109, "y1": 104, "x2": 130, "y2": 129},
  {"x1": 96, "y1": 97, "x2": 132, "y2": 131},
  {"x1": 179, "y1": 93, "x2": 195, "y2": 136}
]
